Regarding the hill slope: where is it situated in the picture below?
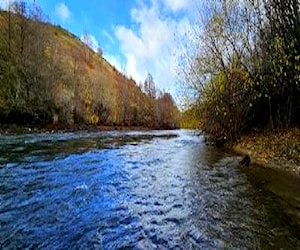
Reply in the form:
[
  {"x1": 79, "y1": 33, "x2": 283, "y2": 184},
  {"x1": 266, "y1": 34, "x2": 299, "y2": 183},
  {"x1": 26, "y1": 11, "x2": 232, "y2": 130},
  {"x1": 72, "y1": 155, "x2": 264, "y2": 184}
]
[{"x1": 0, "y1": 4, "x2": 179, "y2": 129}]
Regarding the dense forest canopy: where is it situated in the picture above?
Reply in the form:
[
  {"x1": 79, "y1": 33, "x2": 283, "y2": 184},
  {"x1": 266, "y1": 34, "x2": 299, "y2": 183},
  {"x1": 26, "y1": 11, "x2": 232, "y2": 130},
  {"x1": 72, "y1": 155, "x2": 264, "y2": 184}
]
[
  {"x1": 0, "y1": 1, "x2": 180, "y2": 129},
  {"x1": 179, "y1": 0, "x2": 300, "y2": 140}
]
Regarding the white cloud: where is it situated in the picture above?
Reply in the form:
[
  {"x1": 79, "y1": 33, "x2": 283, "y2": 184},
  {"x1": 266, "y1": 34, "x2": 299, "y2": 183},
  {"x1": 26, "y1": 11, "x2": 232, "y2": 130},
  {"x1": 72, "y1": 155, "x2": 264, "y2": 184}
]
[
  {"x1": 105, "y1": 54, "x2": 123, "y2": 72},
  {"x1": 163, "y1": 0, "x2": 192, "y2": 12},
  {"x1": 0, "y1": 0, "x2": 37, "y2": 12},
  {"x1": 0, "y1": 0, "x2": 9, "y2": 10},
  {"x1": 55, "y1": 2, "x2": 70, "y2": 22},
  {"x1": 80, "y1": 34, "x2": 99, "y2": 52},
  {"x1": 102, "y1": 30, "x2": 114, "y2": 44},
  {"x1": 114, "y1": 0, "x2": 192, "y2": 95},
  {"x1": 0, "y1": 0, "x2": 25, "y2": 10},
  {"x1": 89, "y1": 35, "x2": 99, "y2": 52}
]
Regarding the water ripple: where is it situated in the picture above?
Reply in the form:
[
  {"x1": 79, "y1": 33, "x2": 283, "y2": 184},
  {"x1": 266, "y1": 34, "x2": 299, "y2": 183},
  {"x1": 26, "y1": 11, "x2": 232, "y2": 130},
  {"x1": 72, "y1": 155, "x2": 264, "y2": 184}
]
[{"x1": 0, "y1": 130, "x2": 299, "y2": 249}]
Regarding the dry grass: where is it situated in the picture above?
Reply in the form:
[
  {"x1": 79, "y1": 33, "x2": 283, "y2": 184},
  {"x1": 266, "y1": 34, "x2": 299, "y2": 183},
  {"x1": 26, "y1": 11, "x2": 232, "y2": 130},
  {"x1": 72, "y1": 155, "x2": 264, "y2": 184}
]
[{"x1": 233, "y1": 127, "x2": 300, "y2": 164}]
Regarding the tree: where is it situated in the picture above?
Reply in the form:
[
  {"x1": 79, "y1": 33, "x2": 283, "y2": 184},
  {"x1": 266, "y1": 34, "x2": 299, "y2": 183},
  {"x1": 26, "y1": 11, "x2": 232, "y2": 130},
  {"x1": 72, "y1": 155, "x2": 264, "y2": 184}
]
[
  {"x1": 144, "y1": 73, "x2": 156, "y2": 98},
  {"x1": 97, "y1": 46, "x2": 103, "y2": 57},
  {"x1": 179, "y1": 0, "x2": 300, "y2": 141},
  {"x1": 143, "y1": 73, "x2": 157, "y2": 127},
  {"x1": 0, "y1": 0, "x2": 52, "y2": 124},
  {"x1": 0, "y1": 1, "x2": 180, "y2": 129},
  {"x1": 256, "y1": 0, "x2": 300, "y2": 128},
  {"x1": 158, "y1": 92, "x2": 179, "y2": 129}
]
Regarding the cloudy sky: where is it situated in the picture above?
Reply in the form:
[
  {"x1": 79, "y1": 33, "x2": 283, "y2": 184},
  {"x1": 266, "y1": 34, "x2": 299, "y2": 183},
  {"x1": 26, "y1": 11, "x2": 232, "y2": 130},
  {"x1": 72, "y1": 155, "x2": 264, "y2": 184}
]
[{"x1": 0, "y1": 0, "x2": 196, "y2": 97}]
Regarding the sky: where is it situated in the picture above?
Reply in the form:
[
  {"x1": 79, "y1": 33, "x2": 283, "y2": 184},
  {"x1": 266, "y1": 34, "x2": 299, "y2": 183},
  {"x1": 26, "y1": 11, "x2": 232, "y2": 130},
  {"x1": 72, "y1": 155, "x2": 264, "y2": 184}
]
[{"x1": 0, "y1": 0, "x2": 196, "y2": 98}]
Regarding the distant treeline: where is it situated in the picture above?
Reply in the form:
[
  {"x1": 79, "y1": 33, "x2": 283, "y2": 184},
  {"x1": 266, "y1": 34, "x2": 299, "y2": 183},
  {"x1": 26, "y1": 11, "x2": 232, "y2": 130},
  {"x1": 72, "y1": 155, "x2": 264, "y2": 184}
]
[
  {"x1": 180, "y1": 0, "x2": 300, "y2": 140},
  {"x1": 0, "y1": 1, "x2": 180, "y2": 129}
]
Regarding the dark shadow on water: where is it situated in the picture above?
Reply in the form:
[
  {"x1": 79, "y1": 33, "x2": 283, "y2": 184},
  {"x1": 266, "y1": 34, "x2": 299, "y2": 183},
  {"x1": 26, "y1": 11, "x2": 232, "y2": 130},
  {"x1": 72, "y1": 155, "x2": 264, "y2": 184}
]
[
  {"x1": 184, "y1": 141, "x2": 300, "y2": 248},
  {"x1": 240, "y1": 164, "x2": 300, "y2": 248},
  {"x1": 0, "y1": 131, "x2": 178, "y2": 164}
]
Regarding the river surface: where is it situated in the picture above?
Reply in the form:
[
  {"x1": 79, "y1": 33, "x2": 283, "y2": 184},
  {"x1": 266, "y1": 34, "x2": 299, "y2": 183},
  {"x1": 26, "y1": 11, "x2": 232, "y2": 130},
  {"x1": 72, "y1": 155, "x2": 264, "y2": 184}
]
[{"x1": 0, "y1": 130, "x2": 299, "y2": 249}]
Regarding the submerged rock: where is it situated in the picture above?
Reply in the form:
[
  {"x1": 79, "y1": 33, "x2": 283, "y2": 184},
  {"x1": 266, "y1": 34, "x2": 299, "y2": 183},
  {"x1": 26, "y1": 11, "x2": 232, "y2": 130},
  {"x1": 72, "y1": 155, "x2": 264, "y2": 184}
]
[{"x1": 239, "y1": 155, "x2": 251, "y2": 167}]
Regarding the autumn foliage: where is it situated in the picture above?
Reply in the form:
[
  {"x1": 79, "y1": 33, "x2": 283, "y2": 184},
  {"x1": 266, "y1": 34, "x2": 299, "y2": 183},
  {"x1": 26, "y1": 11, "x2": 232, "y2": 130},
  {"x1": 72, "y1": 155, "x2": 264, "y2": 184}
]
[
  {"x1": 0, "y1": 1, "x2": 179, "y2": 129},
  {"x1": 180, "y1": 0, "x2": 300, "y2": 141}
]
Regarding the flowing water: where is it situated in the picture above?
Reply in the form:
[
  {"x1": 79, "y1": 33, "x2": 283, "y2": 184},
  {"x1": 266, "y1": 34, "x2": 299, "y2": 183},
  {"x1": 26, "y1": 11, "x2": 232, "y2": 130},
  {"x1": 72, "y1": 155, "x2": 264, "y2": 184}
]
[{"x1": 0, "y1": 130, "x2": 299, "y2": 249}]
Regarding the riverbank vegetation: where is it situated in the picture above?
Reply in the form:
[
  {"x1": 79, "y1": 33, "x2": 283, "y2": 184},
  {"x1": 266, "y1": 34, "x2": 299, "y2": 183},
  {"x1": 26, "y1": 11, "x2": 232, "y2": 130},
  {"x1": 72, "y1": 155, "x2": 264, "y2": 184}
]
[
  {"x1": 180, "y1": 0, "x2": 300, "y2": 146},
  {"x1": 180, "y1": 105, "x2": 200, "y2": 129},
  {"x1": 0, "y1": 1, "x2": 179, "y2": 130},
  {"x1": 233, "y1": 127, "x2": 300, "y2": 164}
]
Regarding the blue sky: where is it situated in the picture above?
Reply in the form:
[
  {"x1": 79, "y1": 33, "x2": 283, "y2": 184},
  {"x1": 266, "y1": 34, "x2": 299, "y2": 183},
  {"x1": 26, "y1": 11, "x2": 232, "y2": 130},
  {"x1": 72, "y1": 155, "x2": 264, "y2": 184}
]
[{"x1": 0, "y1": 0, "x2": 195, "y2": 98}]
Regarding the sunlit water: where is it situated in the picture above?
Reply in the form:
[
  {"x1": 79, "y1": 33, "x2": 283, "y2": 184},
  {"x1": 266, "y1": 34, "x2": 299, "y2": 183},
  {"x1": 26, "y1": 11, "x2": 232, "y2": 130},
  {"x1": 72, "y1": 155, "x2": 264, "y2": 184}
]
[{"x1": 0, "y1": 130, "x2": 299, "y2": 249}]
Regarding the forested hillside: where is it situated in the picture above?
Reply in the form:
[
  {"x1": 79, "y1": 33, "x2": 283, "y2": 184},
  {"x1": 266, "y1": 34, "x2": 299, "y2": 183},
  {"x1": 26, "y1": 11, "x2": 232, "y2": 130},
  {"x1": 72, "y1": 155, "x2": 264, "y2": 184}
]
[
  {"x1": 0, "y1": 1, "x2": 179, "y2": 129},
  {"x1": 180, "y1": 0, "x2": 300, "y2": 142}
]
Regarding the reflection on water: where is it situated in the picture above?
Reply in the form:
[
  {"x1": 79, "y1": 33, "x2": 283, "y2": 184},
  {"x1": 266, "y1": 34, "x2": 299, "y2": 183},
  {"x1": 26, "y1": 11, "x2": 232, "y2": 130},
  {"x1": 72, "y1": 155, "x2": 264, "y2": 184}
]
[{"x1": 0, "y1": 130, "x2": 299, "y2": 249}]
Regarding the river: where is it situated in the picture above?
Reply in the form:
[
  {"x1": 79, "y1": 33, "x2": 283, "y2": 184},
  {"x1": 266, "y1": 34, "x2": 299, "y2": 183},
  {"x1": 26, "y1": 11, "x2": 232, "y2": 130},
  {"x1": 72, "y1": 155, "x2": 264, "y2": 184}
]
[{"x1": 0, "y1": 130, "x2": 299, "y2": 249}]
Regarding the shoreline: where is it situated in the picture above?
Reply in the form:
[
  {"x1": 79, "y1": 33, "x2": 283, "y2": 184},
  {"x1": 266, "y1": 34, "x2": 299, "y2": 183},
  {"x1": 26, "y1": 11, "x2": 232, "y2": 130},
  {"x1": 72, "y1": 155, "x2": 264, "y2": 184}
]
[
  {"x1": 0, "y1": 123, "x2": 177, "y2": 135},
  {"x1": 233, "y1": 144, "x2": 300, "y2": 178},
  {"x1": 230, "y1": 127, "x2": 300, "y2": 178}
]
